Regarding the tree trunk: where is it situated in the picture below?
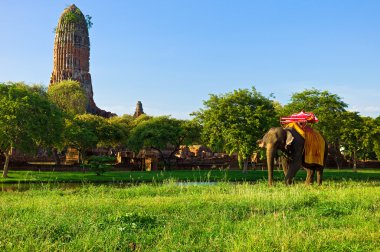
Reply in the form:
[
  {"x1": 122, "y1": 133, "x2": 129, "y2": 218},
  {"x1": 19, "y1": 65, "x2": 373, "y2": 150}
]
[
  {"x1": 2, "y1": 152, "x2": 10, "y2": 178},
  {"x1": 151, "y1": 147, "x2": 170, "y2": 171},
  {"x1": 157, "y1": 151, "x2": 167, "y2": 171},
  {"x1": 331, "y1": 144, "x2": 342, "y2": 169},
  {"x1": 353, "y1": 150, "x2": 357, "y2": 173},
  {"x1": 52, "y1": 147, "x2": 60, "y2": 165},
  {"x1": 266, "y1": 145, "x2": 275, "y2": 186},
  {"x1": 140, "y1": 158, "x2": 144, "y2": 171},
  {"x1": 79, "y1": 150, "x2": 86, "y2": 173},
  {"x1": 335, "y1": 156, "x2": 341, "y2": 169},
  {"x1": 243, "y1": 157, "x2": 249, "y2": 173}
]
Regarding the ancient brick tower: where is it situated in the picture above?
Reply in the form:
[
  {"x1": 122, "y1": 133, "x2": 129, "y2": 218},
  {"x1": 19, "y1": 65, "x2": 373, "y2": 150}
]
[
  {"x1": 50, "y1": 4, "x2": 114, "y2": 117},
  {"x1": 133, "y1": 101, "x2": 145, "y2": 118}
]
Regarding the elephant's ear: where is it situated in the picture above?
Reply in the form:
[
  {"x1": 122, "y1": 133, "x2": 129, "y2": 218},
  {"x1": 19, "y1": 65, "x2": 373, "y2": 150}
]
[{"x1": 285, "y1": 130, "x2": 294, "y2": 150}]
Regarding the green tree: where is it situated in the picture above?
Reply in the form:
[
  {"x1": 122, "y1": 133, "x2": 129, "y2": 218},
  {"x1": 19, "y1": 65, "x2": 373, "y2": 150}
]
[
  {"x1": 373, "y1": 116, "x2": 380, "y2": 160},
  {"x1": 193, "y1": 87, "x2": 277, "y2": 172},
  {"x1": 127, "y1": 116, "x2": 200, "y2": 169},
  {"x1": 29, "y1": 84, "x2": 65, "y2": 165},
  {"x1": 340, "y1": 113, "x2": 379, "y2": 170},
  {"x1": 272, "y1": 100, "x2": 284, "y2": 118},
  {"x1": 361, "y1": 116, "x2": 379, "y2": 161},
  {"x1": 78, "y1": 114, "x2": 129, "y2": 148},
  {"x1": 0, "y1": 82, "x2": 64, "y2": 177},
  {"x1": 282, "y1": 88, "x2": 348, "y2": 168},
  {"x1": 63, "y1": 114, "x2": 131, "y2": 163},
  {"x1": 63, "y1": 116, "x2": 98, "y2": 164},
  {"x1": 102, "y1": 120, "x2": 128, "y2": 149},
  {"x1": 47, "y1": 80, "x2": 87, "y2": 116},
  {"x1": 340, "y1": 111, "x2": 364, "y2": 171}
]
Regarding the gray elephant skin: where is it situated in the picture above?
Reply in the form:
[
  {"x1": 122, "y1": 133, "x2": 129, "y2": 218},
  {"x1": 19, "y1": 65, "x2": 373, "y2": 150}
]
[{"x1": 259, "y1": 126, "x2": 328, "y2": 185}]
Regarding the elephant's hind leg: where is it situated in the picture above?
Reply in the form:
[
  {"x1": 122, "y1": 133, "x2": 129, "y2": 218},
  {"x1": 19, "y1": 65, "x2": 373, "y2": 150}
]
[
  {"x1": 305, "y1": 169, "x2": 315, "y2": 185},
  {"x1": 316, "y1": 169, "x2": 323, "y2": 185}
]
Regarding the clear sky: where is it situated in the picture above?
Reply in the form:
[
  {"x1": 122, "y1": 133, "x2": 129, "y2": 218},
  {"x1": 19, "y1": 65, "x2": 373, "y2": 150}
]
[{"x1": 0, "y1": 0, "x2": 379, "y2": 119}]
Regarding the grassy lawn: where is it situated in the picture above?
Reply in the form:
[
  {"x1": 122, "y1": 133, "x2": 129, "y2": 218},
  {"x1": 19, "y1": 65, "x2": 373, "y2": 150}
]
[
  {"x1": 1, "y1": 168, "x2": 380, "y2": 184},
  {"x1": 0, "y1": 180, "x2": 379, "y2": 251}
]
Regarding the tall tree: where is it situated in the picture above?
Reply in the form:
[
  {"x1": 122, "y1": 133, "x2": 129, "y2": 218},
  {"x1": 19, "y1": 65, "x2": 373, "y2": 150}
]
[
  {"x1": 62, "y1": 115, "x2": 98, "y2": 164},
  {"x1": 373, "y1": 116, "x2": 380, "y2": 160},
  {"x1": 282, "y1": 88, "x2": 348, "y2": 168},
  {"x1": 340, "y1": 113, "x2": 379, "y2": 170},
  {"x1": 193, "y1": 87, "x2": 277, "y2": 172},
  {"x1": 360, "y1": 116, "x2": 379, "y2": 161},
  {"x1": 102, "y1": 117, "x2": 130, "y2": 149},
  {"x1": 47, "y1": 80, "x2": 87, "y2": 116},
  {"x1": 0, "y1": 82, "x2": 64, "y2": 177},
  {"x1": 76, "y1": 114, "x2": 128, "y2": 148},
  {"x1": 62, "y1": 114, "x2": 131, "y2": 163},
  {"x1": 340, "y1": 111, "x2": 364, "y2": 171}
]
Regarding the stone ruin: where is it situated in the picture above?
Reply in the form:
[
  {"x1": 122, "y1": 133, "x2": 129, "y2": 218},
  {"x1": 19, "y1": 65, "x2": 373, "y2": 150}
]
[
  {"x1": 49, "y1": 4, "x2": 115, "y2": 118},
  {"x1": 133, "y1": 101, "x2": 145, "y2": 118}
]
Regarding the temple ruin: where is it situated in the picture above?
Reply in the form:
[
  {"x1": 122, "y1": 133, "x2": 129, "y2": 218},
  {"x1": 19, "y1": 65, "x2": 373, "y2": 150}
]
[
  {"x1": 133, "y1": 101, "x2": 145, "y2": 118},
  {"x1": 50, "y1": 4, "x2": 114, "y2": 118}
]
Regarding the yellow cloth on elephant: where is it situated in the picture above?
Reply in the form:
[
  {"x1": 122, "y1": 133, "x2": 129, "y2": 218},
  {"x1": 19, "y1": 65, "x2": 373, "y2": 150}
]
[
  {"x1": 286, "y1": 122, "x2": 325, "y2": 166},
  {"x1": 286, "y1": 122, "x2": 305, "y2": 138}
]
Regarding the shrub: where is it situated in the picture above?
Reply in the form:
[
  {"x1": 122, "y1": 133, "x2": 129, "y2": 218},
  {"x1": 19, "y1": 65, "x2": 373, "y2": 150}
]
[{"x1": 84, "y1": 156, "x2": 115, "y2": 175}]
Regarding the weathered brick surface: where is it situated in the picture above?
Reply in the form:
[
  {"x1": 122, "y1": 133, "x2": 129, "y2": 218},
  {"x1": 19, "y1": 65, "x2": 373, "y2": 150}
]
[{"x1": 50, "y1": 4, "x2": 115, "y2": 118}]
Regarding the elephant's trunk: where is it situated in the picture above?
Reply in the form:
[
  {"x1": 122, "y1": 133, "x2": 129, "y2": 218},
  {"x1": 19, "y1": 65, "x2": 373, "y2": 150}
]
[{"x1": 266, "y1": 144, "x2": 276, "y2": 186}]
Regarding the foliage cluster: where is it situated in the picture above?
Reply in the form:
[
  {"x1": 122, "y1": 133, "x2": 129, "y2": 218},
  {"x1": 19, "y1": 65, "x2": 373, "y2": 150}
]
[
  {"x1": 1, "y1": 81, "x2": 379, "y2": 178},
  {"x1": 62, "y1": 8, "x2": 92, "y2": 29},
  {"x1": 193, "y1": 87, "x2": 277, "y2": 171},
  {"x1": 0, "y1": 81, "x2": 203, "y2": 176},
  {"x1": 83, "y1": 156, "x2": 115, "y2": 176},
  {"x1": 62, "y1": 9, "x2": 83, "y2": 24},
  {"x1": 127, "y1": 115, "x2": 201, "y2": 169},
  {"x1": 48, "y1": 80, "x2": 87, "y2": 116},
  {"x1": 279, "y1": 88, "x2": 380, "y2": 167},
  {"x1": 54, "y1": 8, "x2": 92, "y2": 33},
  {"x1": 0, "y1": 82, "x2": 64, "y2": 177}
]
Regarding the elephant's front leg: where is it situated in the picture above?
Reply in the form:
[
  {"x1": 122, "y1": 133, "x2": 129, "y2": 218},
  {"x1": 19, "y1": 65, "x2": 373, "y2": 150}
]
[
  {"x1": 280, "y1": 156, "x2": 288, "y2": 177},
  {"x1": 284, "y1": 160, "x2": 302, "y2": 185},
  {"x1": 305, "y1": 168, "x2": 315, "y2": 185}
]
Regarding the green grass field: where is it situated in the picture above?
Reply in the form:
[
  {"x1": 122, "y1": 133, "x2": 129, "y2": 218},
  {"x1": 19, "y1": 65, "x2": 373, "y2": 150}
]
[
  {"x1": 0, "y1": 170, "x2": 379, "y2": 251},
  {"x1": 1, "y1": 168, "x2": 380, "y2": 184}
]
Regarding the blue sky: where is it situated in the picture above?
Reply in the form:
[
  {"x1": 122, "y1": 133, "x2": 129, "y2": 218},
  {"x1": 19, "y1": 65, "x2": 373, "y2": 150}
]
[{"x1": 0, "y1": 0, "x2": 379, "y2": 119}]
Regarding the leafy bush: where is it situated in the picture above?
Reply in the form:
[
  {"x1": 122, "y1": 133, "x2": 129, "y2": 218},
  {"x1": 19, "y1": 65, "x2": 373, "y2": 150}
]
[{"x1": 84, "y1": 156, "x2": 115, "y2": 175}]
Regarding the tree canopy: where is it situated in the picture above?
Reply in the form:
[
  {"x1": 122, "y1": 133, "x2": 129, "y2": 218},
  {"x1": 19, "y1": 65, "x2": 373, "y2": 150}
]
[
  {"x1": 193, "y1": 87, "x2": 277, "y2": 171},
  {"x1": 48, "y1": 80, "x2": 87, "y2": 116},
  {"x1": 282, "y1": 88, "x2": 348, "y2": 145},
  {"x1": 1, "y1": 80, "x2": 379, "y2": 175},
  {"x1": 63, "y1": 115, "x2": 98, "y2": 163},
  {"x1": 373, "y1": 117, "x2": 380, "y2": 160},
  {"x1": 0, "y1": 82, "x2": 64, "y2": 177},
  {"x1": 128, "y1": 116, "x2": 201, "y2": 169},
  {"x1": 339, "y1": 112, "x2": 380, "y2": 170}
]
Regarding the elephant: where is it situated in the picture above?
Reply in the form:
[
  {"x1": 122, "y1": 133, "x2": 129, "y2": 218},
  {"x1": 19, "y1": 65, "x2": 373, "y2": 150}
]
[{"x1": 258, "y1": 125, "x2": 327, "y2": 186}]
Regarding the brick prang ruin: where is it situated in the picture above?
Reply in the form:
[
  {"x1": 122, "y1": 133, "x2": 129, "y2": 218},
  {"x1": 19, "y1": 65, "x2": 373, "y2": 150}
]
[{"x1": 50, "y1": 4, "x2": 115, "y2": 118}]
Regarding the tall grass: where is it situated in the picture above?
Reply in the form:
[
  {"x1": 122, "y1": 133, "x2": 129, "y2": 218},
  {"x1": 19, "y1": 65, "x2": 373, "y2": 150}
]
[
  {"x1": 0, "y1": 181, "x2": 379, "y2": 251},
  {"x1": 2, "y1": 169, "x2": 380, "y2": 184}
]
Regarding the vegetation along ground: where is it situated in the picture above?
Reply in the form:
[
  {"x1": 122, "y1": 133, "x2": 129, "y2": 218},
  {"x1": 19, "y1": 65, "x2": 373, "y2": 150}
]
[
  {"x1": 0, "y1": 170, "x2": 379, "y2": 251},
  {"x1": 1, "y1": 168, "x2": 380, "y2": 184}
]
